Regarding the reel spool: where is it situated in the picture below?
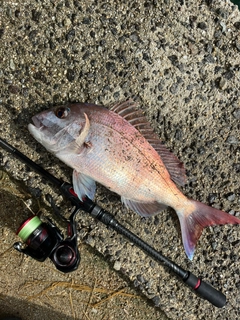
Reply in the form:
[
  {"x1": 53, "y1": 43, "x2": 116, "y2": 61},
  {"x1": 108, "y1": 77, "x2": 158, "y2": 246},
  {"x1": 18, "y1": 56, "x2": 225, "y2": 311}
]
[{"x1": 14, "y1": 214, "x2": 80, "y2": 273}]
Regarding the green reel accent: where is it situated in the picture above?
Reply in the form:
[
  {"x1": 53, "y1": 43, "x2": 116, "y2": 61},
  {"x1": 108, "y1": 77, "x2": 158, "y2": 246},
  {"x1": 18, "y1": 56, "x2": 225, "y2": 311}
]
[{"x1": 18, "y1": 216, "x2": 42, "y2": 242}]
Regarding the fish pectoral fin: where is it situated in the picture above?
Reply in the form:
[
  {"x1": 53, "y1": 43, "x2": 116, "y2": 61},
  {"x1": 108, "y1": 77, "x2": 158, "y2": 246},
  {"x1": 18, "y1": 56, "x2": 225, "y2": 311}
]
[
  {"x1": 75, "y1": 112, "x2": 90, "y2": 147},
  {"x1": 72, "y1": 170, "x2": 96, "y2": 200},
  {"x1": 121, "y1": 197, "x2": 167, "y2": 217}
]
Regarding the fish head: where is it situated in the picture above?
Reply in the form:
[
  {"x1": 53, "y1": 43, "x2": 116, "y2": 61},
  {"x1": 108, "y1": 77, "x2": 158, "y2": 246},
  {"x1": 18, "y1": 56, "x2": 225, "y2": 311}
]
[{"x1": 28, "y1": 104, "x2": 88, "y2": 153}]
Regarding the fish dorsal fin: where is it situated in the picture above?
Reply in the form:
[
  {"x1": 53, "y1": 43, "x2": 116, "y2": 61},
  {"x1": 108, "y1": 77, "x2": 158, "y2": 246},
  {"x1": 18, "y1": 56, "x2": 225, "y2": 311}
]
[
  {"x1": 147, "y1": 139, "x2": 186, "y2": 186},
  {"x1": 110, "y1": 100, "x2": 186, "y2": 186}
]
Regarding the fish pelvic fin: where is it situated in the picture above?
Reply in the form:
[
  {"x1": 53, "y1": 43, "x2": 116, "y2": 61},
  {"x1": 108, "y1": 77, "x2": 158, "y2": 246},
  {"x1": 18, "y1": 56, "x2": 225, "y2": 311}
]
[
  {"x1": 178, "y1": 200, "x2": 240, "y2": 260},
  {"x1": 72, "y1": 170, "x2": 96, "y2": 200}
]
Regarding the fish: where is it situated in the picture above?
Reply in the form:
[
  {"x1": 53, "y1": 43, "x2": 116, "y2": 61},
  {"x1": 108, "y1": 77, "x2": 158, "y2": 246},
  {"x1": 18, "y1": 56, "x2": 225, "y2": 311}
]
[{"x1": 28, "y1": 100, "x2": 240, "y2": 260}]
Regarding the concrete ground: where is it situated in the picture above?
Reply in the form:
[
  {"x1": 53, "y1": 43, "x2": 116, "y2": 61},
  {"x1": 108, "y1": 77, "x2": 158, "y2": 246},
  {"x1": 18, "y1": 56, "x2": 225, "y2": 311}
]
[
  {"x1": 0, "y1": 0, "x2": 240, "y2": 319},
  {"x1": 0, "y1": 177, "x2": 167, "y2": 319}
]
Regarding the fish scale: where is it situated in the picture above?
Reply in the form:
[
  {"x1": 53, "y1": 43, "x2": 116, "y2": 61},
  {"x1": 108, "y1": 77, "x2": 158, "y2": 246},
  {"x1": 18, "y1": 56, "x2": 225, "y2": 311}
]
[
  {"x1": 85, "y1": 118, "x2": 170, "y2": 201},
  {"x1": 28, "y1": 100, "x2": 240, "y2": 260}
]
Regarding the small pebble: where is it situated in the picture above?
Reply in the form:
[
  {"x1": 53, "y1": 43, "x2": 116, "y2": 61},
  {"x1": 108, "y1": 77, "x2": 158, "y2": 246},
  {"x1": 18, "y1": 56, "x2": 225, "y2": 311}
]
[
  {"x1": 64, "y1": 18, "x2": 72, "y2": 28},
  {"x1": 226, "y1": 193, "x2": 236, "y2": 202},
  {"x1": 208, "y1": 193, "x2": 218, "y2": 204},
  {"x1": 113, "y1": 261, "x2": 121, "y2": 271},
  {"x1": 233, "y1": 109, "x2": 240, "y2": 120},
  {"x1": 66, "y1": 29, "x2": 75, "y2": 41},
  {"x1": 234, "y1": 22, "x2": 240, "y2": 30},
  {"x1": 85, "y1": 235, "x2": 95, "y2": 247},
  {"x1": 152, "y1": 295, "x2": 161, "y2": 307},
  {"x1": 8, "y1": 85, "x2": 20, "y2": 94},
  {"x1": 218, "y1": 77, "x2": 227, "y2": 90},
  {"x1": 211, "y1": 242, "x2": 218, "y2": 250},
  {"x1": 66, "y1": 69, "x2": 76, "y2": 82},
  {"x1": 9, "y1": 59, "x2": 15, "y2": 70},
  {"x1": 197, "y1": 22, "x2": 207, "y2": 30},
  {"x1": 137, "y1": 274, "x2": 146, "y2": 284},
  {"x1": 170, "y1": 83, "x2": 179, "y2": 94},
  {"x1": 226, "y1": 135, "x2": 238, "y2": 144}
]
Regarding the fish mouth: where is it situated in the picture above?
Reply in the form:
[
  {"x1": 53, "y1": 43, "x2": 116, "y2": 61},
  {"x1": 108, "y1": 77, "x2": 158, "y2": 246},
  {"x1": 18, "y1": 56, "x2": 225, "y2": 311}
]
[
  {"x1": 28, "y1": 115, "x2": 46, "y2": 145},
  {"x1": 31, "y1": 115, "x2": 43, "y2": 129}
]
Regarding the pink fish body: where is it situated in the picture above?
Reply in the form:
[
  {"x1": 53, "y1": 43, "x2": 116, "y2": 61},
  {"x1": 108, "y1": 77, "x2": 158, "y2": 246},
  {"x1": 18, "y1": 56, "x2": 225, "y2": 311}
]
[{"x1": 28, "y1": 100, "x2": 240, "y2": 259}]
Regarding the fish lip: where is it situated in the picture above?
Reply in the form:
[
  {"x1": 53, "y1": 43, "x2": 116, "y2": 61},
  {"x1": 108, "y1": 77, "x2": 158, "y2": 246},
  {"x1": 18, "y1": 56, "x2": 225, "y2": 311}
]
[{"x1": 31, "y1": 115, "x2": 42, "y2": 128}]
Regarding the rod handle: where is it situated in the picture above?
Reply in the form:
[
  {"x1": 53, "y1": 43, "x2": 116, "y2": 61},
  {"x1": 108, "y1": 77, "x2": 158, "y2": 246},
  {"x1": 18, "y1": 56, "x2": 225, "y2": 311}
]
[{"x1": 184, "y1": 272, "x2": 226, "y2": 308}]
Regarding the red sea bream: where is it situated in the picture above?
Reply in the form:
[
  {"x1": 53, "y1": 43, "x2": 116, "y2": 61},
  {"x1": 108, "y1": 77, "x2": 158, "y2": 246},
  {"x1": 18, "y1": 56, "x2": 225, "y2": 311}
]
[{"x1": 28, "y1": 100, "x2": 240, "y2": 259}]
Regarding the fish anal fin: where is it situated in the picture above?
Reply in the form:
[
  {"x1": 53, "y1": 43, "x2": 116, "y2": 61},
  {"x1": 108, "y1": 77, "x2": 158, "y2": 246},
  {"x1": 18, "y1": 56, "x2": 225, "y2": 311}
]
[
  {"x1": 72, "y1": 170, "x2": 96, "y2": 200},
  {"x1": 122, "y1": 197, "x2": 167, "y2": 217},
  {"x1": 110, "y1": 100, "x2": 186, "y2": 186}
]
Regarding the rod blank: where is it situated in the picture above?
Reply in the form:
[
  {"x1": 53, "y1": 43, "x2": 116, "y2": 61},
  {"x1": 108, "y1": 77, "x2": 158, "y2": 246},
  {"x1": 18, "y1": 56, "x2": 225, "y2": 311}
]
[{"x1": 0, "y1": 137, "x2": 226, "y2": 307}]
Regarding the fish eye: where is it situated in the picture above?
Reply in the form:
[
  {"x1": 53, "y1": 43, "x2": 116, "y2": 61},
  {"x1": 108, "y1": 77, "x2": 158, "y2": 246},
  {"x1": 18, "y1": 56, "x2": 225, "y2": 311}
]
[{"x1": 55, "y1": 107, "x2": 70, "y2": 119}]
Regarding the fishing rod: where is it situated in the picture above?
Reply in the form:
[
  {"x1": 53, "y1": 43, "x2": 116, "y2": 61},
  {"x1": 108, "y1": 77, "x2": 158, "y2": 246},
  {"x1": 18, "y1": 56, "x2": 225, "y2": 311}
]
[{"x1": 0, "y1": 137, "x2": 226, "y2": 308}]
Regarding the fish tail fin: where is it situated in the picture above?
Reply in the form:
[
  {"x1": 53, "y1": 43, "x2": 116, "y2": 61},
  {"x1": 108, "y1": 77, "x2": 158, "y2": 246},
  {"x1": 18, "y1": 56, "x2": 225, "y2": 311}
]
[{"x1": 177, "y1": 200, "x2": 240, "y2": 260}]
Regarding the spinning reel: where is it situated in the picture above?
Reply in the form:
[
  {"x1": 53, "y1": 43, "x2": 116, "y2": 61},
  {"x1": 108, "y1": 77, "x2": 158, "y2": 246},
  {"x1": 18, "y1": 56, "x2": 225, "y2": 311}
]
[{"x1": 14, "y1": 201, "x2": 80, "y2": 273}]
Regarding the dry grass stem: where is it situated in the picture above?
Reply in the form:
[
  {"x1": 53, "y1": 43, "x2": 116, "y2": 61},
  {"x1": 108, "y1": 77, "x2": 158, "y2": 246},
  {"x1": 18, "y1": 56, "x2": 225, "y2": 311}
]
[
  {"x1": 20, "y1": 280, "x2": 141, "y2": 308},
  {"x1": 83, "y1": 311, "x2": 91, "y2": 320},
  {"x1": 0, "y1": 246, "x2": 14, "y2": 258},
  {"x1": 84, "y1": 279, "x2": 96, "y2": 315},
  {"x1": 69, "y1": 289, "x2": 76, "y2": 319},
  {"x1": 92, "y1": 288, "x2": 125, "y2": 308}
]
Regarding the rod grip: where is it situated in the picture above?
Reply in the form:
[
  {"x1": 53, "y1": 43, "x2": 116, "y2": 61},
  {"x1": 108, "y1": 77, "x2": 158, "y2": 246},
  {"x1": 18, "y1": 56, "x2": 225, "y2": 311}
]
[{"x1": 184, "y1": 272, "x2": 226, "y2": 308}]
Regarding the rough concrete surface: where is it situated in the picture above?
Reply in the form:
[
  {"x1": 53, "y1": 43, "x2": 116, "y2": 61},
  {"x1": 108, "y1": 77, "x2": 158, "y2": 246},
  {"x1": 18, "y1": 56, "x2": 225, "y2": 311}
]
[
  {"x1": 0, "y1": 0, "x2": 240, "y2": 319},
  {"x1": 0, "y1": 176, "x2": 167, "y2": 320}
]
